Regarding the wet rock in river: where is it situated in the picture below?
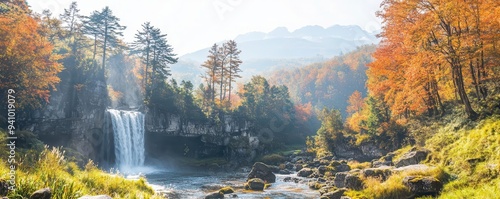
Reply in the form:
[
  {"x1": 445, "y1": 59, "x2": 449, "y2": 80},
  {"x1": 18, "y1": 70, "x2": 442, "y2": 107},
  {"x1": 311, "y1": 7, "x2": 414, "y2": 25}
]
[{"x1": 247, "y1": 162, "x2": 276, "y2": 183}]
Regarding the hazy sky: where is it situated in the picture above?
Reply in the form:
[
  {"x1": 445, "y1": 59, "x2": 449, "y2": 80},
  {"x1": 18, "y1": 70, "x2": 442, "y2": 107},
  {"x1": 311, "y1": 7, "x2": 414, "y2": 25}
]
[{"x1": 27, "y1": 0, "x2": 383, "y2": 56}]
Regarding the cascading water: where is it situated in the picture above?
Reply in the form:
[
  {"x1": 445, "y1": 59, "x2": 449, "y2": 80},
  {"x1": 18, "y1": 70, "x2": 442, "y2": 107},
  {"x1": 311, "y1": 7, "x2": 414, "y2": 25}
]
[{"x1": 106, "y1": 109, "x2": 145, "y2": 172}]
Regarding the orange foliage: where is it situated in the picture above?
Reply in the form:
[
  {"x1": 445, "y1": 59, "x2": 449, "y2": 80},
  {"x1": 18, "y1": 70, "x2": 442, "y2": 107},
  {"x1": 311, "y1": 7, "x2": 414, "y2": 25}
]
[
  {"x1": 368, "y1": 0, "x2": 500, "y2": 119},
  {"x1": 0, "y1": 6, "x2": 63, "y2": 108},
  {"x1": 295, "y1": 102, "x2": 313, "y2": 122},
  {"x1": 346, "y1": 90, "x2": 364, "y2": 115}
]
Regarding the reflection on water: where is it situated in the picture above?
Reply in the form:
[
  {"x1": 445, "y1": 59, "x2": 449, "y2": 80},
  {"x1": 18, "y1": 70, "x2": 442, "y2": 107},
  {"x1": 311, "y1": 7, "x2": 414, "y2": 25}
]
[{"x1": 144, "y1": 171, "x2": 320, "y2": 199}]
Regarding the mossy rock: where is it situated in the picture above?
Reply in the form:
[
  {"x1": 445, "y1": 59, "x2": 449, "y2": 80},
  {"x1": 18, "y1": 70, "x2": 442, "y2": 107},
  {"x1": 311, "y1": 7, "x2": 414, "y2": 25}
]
[
  {"x1": 219, "y1": 186, "x2": 234, "y2": 194},
  {"x1": 244, "y1": 178, "x2": 266, "y2": 191}
]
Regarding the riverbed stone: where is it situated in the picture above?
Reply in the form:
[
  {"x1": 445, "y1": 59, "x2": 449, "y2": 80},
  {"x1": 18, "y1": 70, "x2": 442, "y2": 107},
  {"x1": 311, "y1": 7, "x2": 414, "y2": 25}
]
[
  {"x1": 295, "y1": 164, "x2": 303, "y2": 171},
  {"x1": 204, "y1": 191, "x2": 224, "y2": 199},
  {"x1": 247, "y1": 162, "x2": 276, "y2": 183},
  {"x1": 297, "y1": 168, "x2": 315, "y2": 177},
  {"x1": 30, "y1": 188, "x2": 51, "y2": 199},
  {"x1": 245, "y1": 178, "x2": 266, "y2": 191},
  {"x1": 403, "y1": 176, "x2": 443, "y2": 197}
]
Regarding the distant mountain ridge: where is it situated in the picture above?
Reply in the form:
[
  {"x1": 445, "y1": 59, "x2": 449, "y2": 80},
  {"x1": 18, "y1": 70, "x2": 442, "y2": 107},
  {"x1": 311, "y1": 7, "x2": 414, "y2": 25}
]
[{"x1": 171, "y1": 25, "x2": 379, "y2": 85}]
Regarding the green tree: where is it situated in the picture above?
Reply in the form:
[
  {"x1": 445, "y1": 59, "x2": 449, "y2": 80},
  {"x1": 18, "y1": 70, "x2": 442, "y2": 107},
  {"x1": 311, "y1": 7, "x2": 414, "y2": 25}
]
[
  {"x1": 82, "y1": 6, "x2": 126, "y2": 72},
  {"x1": 59, "y1": 1, "x2": 84, "y2": 56}
]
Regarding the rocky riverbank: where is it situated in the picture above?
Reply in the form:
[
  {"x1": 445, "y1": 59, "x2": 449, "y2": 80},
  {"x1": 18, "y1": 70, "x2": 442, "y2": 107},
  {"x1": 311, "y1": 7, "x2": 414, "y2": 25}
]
[{"x1": 224, "y1": 146, "x2": 444, "y2": 199}]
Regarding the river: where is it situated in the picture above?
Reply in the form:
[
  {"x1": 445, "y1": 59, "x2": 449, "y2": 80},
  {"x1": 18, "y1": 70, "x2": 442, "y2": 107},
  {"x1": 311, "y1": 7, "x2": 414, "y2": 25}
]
[{"x1": 141, "y1": 170, "x2": 320, "y2": 199}]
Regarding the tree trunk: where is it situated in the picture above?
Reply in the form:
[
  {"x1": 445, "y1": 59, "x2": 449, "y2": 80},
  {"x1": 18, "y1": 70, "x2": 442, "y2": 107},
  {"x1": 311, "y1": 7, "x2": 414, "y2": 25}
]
[
  {"x1": 453, "y1": 60, "x2": 477, "y2": 119},
  {"x1": 102, "y1": 23, "x2": 108, "y2": 73},
  {"x1": 469, "y1": 60, "x2": 481, "y2": 99}
]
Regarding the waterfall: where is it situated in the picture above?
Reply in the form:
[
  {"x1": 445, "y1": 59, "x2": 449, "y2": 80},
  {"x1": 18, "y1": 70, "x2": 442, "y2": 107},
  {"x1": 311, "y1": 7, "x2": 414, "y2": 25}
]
[{"x1": 107, "y1": 109, "x2": 145, "y2": 171}]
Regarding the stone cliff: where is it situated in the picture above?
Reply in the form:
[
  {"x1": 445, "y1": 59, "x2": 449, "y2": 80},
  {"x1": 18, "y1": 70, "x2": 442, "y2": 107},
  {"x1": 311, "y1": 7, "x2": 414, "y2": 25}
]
[
  {"x1": 27, "y1": 69, "x2": 261, "y2": 166},
  {"x1": 26, "y1": 69, "x2": 108, "y2": 162}
]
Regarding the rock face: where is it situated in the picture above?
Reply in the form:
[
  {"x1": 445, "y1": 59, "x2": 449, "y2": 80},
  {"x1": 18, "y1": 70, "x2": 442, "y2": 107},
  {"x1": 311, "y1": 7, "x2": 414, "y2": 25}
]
[
  {"x1": 395, "y1": 148, "x2": 429, "y2": 168},
  {"x1": 247, "y1": 162, "x2": 276, "y2": 183},
  {"x1": 403, "y1": 176, "x2": 443, "y2": 197},
  {"x1": 28, "y1": 71, "x2": 108, "y2": 164},
  {"x1": 245, "y1": 178, "x2": 266, "y2": 191},
  {"x1": 30, "y1": 188, "x2": 51, "y2": 199},
  {"x1": 145, "y1": 112, "x2": 261, "y2": 163}
]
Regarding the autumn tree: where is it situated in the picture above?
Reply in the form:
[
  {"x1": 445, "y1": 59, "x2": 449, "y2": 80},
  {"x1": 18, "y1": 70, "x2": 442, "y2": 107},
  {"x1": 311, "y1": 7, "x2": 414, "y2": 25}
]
[
  {"x1": 346, "y1": 90, "x2": 364, "y2": 115},
  {"x1": 370, "y1": 0, "x2": 499, "y2": 120},
  {"x1": 0, "y1": 1, "x2": 63, "y2": 109}
]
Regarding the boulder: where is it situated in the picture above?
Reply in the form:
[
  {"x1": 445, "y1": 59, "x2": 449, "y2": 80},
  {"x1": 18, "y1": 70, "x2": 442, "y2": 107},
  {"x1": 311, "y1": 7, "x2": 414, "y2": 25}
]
[
  {"x1": 204, "y1": 191, "x2": 224, "y2": 199},
  {"x1": 334, "y1": 164, "x2": 351, "y2": 172},
  {"x1": 361, "y1": 167, "x2": 392, "y2": 181},
  {"x1": 245, "y1": 178, "x2": 266, "y2": 191},
  {"x1": 333, "y1": 172, "x2": 348, "y2": 188},
  {"x1": 320, "y1": 188, "x2": 347, "y2": 199},
  {"x1": 319, "y1": 185, "x2": 335, "y2": 196},
  {"x1": 247, "y1": 162, "x2": 276, "y2": 183},
  {"x1": 308, "y1": 181, "x2": 324, "y2": 190},
  {"x1": 318, "y1": 165, "x2": 328, "y2": 175},
  {"x1": 297, "y1": 168, "x2": 315, "y2": 177},
  {"x1": 395, "y1": 149, "x2": 429, "y2": 168},
  {"x1": 295, "y1": 164, "x2": 303, "y2": 171},
  {"x1": 344, "y1": 173, "x2": 364, "y2": 190},
  {"x1": 219, "y1": 186, "x2": 234, "y2": 194},
  {"x1": 30, "y1": 188, "x2": 51, "y2": 199},
  {"x1": 403, "y1": 176, "x2": 443, "y2": 197},
  {"x1": 78, "y1": 196, "x2": 112, "y2": 199}
]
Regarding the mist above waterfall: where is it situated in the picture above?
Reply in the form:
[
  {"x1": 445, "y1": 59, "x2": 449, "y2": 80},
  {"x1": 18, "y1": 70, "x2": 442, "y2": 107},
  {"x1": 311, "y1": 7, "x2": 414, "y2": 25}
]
[{"x1": 107, "y1": 53, "x2": 143, "y2": 109}]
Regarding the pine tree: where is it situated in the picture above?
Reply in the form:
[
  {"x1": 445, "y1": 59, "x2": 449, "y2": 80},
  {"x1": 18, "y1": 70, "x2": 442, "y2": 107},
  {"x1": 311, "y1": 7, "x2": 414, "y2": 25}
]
[
  {"x1": 59, "y1": 1, "x2": 84, "y2": 56},
  {"x1": 224, "y1": 40, "x2": 242, "y2": 103},
  {"x1": 150, "y1": 27, "x2": 177, "y2": 90},
  {"x1": 201, "y1": 44, "x2": 220, "y2": 103},
  {"x1": 82, "y1": 6, "x2": 126, "y2": 73},
  {"x1": 132, "y1": 22, "x2": 155, "y2": 91}
]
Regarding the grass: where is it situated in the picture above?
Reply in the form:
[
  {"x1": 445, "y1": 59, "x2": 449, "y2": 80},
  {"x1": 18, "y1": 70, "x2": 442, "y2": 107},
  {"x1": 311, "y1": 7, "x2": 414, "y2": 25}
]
[
  {"x1": 345, "y1": 166, "x2": 447, "y2": 199},
  {"x1": 425, "y1": 116, "x2": 500, "y2": 198},
  {"x1": 0, "y1": 147, "x2": 162, "y2": 199},
  {"x1": 347, "y1": 160, "x2": 371, "y2": 170}
]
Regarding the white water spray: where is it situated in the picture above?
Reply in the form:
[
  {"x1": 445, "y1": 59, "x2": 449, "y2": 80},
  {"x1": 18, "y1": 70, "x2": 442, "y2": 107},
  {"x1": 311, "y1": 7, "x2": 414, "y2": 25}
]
[{"x1": 107, "y1": 109, "x2": 145, "y2": 172}]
